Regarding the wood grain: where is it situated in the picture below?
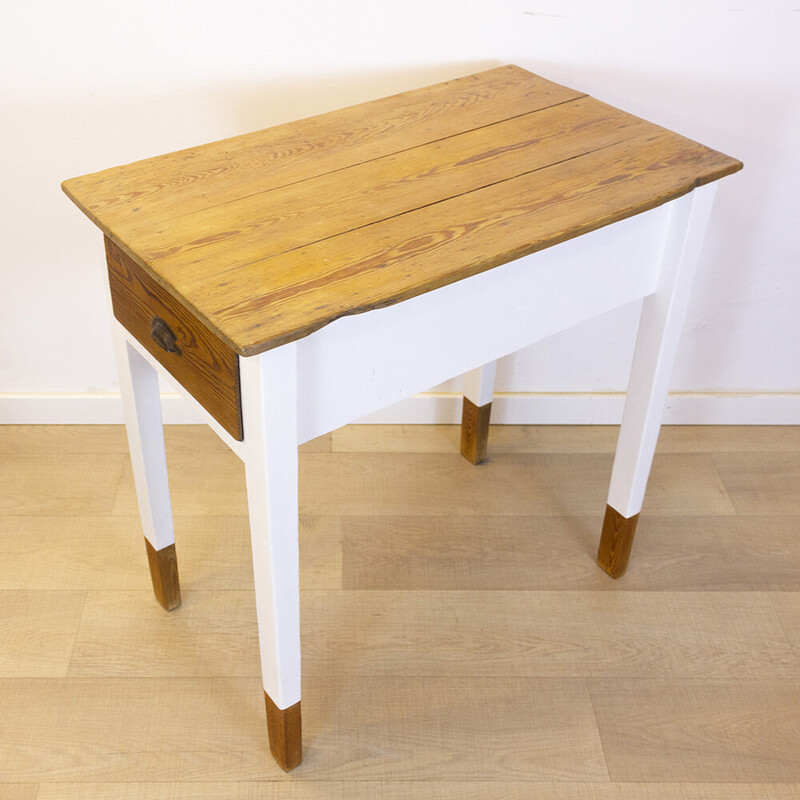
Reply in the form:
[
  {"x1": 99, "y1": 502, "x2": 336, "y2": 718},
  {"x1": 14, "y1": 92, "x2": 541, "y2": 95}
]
[
  {"x1": 298, "y1": 590, "x2": 798, "y2": 679},
  {"x1": 597, "y1": 505, "x2": 640, "y2": 578},
  {"x1": 112, "y1": 449, "x2": 246, "y2": 517},
  {"x1": 0, "y1": 453, "x2": 125, "y2": 516},
  {"x1": 296, "y1": 452, "x2": 735, "y2": 517},
  {"x1": 62, "y1": 66, "x2": 741, "y2": 356},
  {"x1": 144, "y1": 538, "x2": 181, "y2": 611},
  {"x1": 264, "y1": 693, "x2": 302, "y2": 771},
  {"x1": 65, "y1": 589, "x2": 798, "y2": 680},
  {"x1": 122, "y1": 97, "x2": 651, "y2": 273},
  {"x1": 0, "y1": 676, "x2": 606, "y2": 782},
  {"x1": 768, "y1": 594, "x2": 800, "y2": 651},
  {"x1": 590, "y1": 679, "x2": 800, "y2": 782},
  {"x1": 460, "y1": 398, "x2": 492, "y2": 464},
  {"x1": 341, "y1": 514, "x2": 800, "y2": 592},
  {"x1": 62, "y1": 67, "x2": 583, "y2": 230},
  {"x1": 0, "y1": 514, "x2": 338, "y2": 593},
  {"x1": 0, "y1": 425, "x2": 130, "y2": 454},
  {"x1": 106, "y1": 238, "x2": 243, "y2": 439},
  {"x1": 0, "y1": 787, "x2": 37, "y2": 800},
  {"x1": 713, "y1": 452, "x2": 800, "y2": 515},
  {"x1": 0, "y1": 591, "x2": 86, "y2": 677},
  {"x1": 67, "y1": 590, "x2": 260, "y2": 677},
  {"x1": 31, "y1": 782, "x2": 800, "y2": 800}
]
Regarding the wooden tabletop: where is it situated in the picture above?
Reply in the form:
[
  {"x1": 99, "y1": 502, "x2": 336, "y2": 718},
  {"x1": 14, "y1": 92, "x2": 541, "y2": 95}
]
[{"x1": 63, "y1": 65, "x2": 741, "y2": 356}]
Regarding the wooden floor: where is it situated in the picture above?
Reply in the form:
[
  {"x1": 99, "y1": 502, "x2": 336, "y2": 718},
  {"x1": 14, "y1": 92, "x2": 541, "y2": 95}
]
[{"x1": 0, "y1": 423, "x2": 799, "y2": 799}]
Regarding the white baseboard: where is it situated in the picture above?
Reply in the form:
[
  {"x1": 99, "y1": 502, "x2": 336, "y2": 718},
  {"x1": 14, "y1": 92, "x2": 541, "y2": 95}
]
[{"x1": 1, "y1": 391, "x2": 798, "y2": 425}]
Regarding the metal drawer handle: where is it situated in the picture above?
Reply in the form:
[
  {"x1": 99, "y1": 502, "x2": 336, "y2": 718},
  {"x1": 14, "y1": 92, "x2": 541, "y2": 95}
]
[{"x1": 150, "y1": 316, "x2": 182, "y2": 355}]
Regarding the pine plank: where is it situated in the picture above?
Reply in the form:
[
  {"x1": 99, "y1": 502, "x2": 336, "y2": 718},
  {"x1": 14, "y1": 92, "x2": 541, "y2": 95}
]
[
  {"x1": 0, "y1": 454, "x2": 125, "y2": 516},
  {"x1": 0, "y1": 591, "x2": 86, "y2": 677},
  {"x1": 713, "y1": 451, "x2": 800, "y2": 515},
  {"x1": 35, "y1": 783, "x2": 580, "y2": 800},
  {"x1": 342, "y1": 514, "x2": 800, "y2": 592},
  {"x1": 0, "y1": 677, "x2": 606, "y2": 782},
  {"x1": 0, "y1": 517, "x2": 141, "y2": 592},
  {"x1": 66, "y1": 589, "x2": 796, "y2": 680},
  {"x1": 0, "y1": 787, "x2": 38, "y2": 800},
  {"x1": 0, "y1": 425, "x2": 130, "y2": 454},
  {"x1": 655, "y1": 426, "x2": 800, "y2": 454},
  {"x1": 63, "y1": 67, "x2": 582, "y2": 230},
  {"x1": 0, "y1": 514, "x2": 338, "y2": 591},
  {"x1": 67, "y1": 591, "x2": 260, "y2": 677},
  {"x1": 127, "y1": 97, "x2": 651, "y2": 275},
  {"x1": 111, "y1": 451, "x2": 245, "y2": 516},
  {"x1": 298, "y1": 590, "x2": 797, "y2": 679},
  {"x1": 589, "y1": 679, "x2": 800, "y2": 782},
  {"x1": 295, "y1": 452, "x2": 734, "y2": 517},
  {"x1": 615, "y1": 787, "x2": 800, "y2": 800},
  {"x1": 31, "y1": 783, "x2": 800, "y2": 800}
]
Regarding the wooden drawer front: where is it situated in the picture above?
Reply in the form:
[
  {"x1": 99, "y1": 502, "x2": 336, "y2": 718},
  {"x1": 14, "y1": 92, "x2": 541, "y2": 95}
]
[{"x1": 105, "y1": 237, "x2": 243, "y2": 440}]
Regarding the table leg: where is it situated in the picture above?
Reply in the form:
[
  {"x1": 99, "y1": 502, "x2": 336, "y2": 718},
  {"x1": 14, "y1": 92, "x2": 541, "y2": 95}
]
[
  {"x1": 599, "y1": 184, "x2": 718, "y2": 577},
  {"x1": 240, "y1": 344, "x2": 303, "y2": 771},
  {"x1": 111, "y1": 325, "x2": 180, "y2": 610},
  {"x1": 460, "y1": 361, "x2": 497, "y2": 464}
]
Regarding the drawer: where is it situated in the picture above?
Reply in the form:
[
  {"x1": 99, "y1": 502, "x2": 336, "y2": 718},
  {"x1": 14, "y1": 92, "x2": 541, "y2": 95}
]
[{"x1": 105, "y1": 237, "x2": 243, "y2": 440}]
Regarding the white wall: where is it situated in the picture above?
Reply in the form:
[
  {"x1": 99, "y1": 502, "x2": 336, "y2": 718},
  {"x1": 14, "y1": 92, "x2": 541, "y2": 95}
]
[{"x1": 1, "y1": 0, "x2": 798, "y2": 423}]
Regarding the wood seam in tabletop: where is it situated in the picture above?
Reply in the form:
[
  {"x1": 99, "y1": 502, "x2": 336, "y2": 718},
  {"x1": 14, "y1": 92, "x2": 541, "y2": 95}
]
[
  {"x1": 221, "y1": 138, "x2": 741, "y2": 355},
  {"x1": 125, "y1": 98, "x2": 625, "y2": 284},
  {"x1": 77, "y1": 95, "x2": 605, "y2": 293},
  {"x1": 62, "y1": 110, "x2": 644, "y2": 358},
  {"x1": 203, "y1": 121, "x2": 650, "y2": 277},
  {"x1": 61, "y1": 66, "x2": 742, "y2": 358},
  {"x1": 61, "y1": 65, "x2": 581, "y2": 220},
  {"x1": 129, "y1": 95, "x2": 591, "y2": 232},
  {"x1": 108, "y1": 131, "x2": 739, "y2": 358}
]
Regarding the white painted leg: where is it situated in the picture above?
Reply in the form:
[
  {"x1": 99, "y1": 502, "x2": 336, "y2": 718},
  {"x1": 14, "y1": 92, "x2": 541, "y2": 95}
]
[
  {"x1": 463, "y1": 361, "x2": 498, "y2": 409},
  {"x1": 240, "y1": 344, "x2": 302, "y2": 771},
  {"x1": 599, "y1": 185, "x2": 718, "y2": 577},
  {"x1": 111, "y1": 323, "x2": 180, "y2": 609},
  {"x1": 460, "y1": 361, "x2": 497, "y2": 464}
]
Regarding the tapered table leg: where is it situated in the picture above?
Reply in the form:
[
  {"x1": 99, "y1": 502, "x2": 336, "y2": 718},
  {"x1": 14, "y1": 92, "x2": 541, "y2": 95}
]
[
  {"x1": 599, "y1": 185, "x2": 718, "y2": 577},
  {"x1": 241, "y1": 344, "x2": 303, "y2": 771},
  {"x1": 112, "y1": 324, "x2": 181, "y2": 610}
]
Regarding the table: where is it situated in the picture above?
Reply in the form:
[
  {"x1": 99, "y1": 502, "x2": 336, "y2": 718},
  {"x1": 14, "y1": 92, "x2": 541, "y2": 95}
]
[{"x1": 63, "y1": 65, "x2": 741, "y2": 771}]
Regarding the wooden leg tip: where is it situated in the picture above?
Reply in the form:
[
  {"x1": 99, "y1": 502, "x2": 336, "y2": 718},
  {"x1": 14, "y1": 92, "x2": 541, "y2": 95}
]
[
  {"x1": 265, "y1": 692, "x2": 302, "y2": 771},
  {"x1": 597, "y1": 505, "x2": 640, "y2": 579},
  {"x1": 460, "y1": 397, "x2": 492, "y2": 465},
  {"x1": 144, "y1": 538, "x2": 181, "y2": 611}
]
